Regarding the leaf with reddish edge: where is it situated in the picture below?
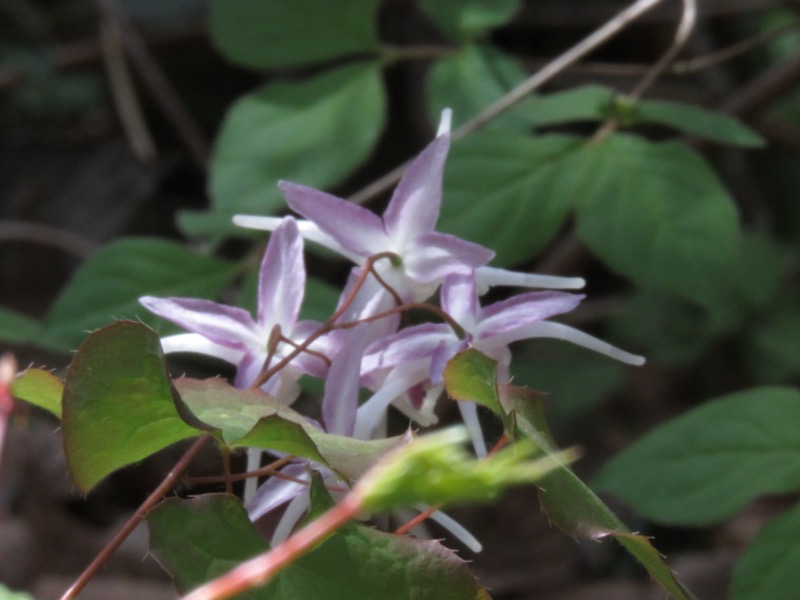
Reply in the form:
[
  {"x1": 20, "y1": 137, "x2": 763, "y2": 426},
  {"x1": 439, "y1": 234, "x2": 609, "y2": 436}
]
[
  {"x1": 149, "y1": 485, "x2": 491, "y2": 600},
  {"x1": 11, "y1": 368, "x2": 63, "y2": 419},
  {"x1": 501, "y1": 384, "x2": 697, "y2": 600},
  {"x1": 172, "y1": 376, "x2": 411, "y2": 481},
  {"x1": 173, "y1": 377, "x2": 308, "y2": 444},
  {"x1": 62, "y1": 321, "x2": 200, "y2": 492}
]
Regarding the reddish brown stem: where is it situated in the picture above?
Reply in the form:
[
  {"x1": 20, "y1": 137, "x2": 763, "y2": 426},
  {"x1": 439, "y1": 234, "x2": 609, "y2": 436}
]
[
  {"x1": 248, "y1": 252, "x2": 398, "y2": 390},
  {"x1": 181, "y1": 493, "x2": 363, "y2": 600},
  {"x1": 60, "y1": 435, "x2": 212, "y2": 600}
]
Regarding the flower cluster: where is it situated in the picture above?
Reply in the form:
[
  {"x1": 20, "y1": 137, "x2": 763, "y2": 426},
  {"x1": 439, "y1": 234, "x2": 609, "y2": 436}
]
[{"x1": 140, "y1": 110, "x2": 644, "y2": 547}]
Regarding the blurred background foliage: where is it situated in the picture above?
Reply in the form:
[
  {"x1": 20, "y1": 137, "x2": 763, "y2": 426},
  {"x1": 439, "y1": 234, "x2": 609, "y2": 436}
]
[{"x1": 3, "y1": 1, "x2": 800, "y2": 598}]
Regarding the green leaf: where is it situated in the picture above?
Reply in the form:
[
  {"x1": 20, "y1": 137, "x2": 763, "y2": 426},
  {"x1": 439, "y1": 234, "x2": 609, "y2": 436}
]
[
  {"x1": 209, "y1": 0, "x2": 380, "y2": 70},
  {"x1": 572, "y1": 133, "x2": 740, "y2": 306},
  {"x1": 0, "y1": 306, "x2": 50, "y2": 348},
  {"x1": 148, "y1": 494, "x2": 270, "y2": 600},
  {"x1": 174, "y1": 377, "x2": 326, "y2": 461},
  {"x1": 304, "y1": 431, "x2": 411, "y2": 485},
  {"x1": 745, "y1": 308, "x2": 800, "y2": 383},
  {"x1": 420, "y1": 0, "x2": 520, "y2": 41},
  {"x1": 11, "y1": 368, "x2": 63, "y2": 419},
  {"x1": 502, "y1": 385, "x2": 697, "y2": 600},
  {"x1": 0, "y1": 583, "x2": 35, "y2": 600},
  {"x1": 428, "y1": 44, "x2": 533, "y2": 131},
  {"x1": 190, "y1": 62, "x2": 385, "y2": 238},
  {"x1": 510, "y1": 340, "x2": 627, "y2": 421},
  {"x1": 442, "y1": 348, "x2": 503, "y2": 415},
  {"x1": 524, "y1": 84, "x2": 616, "y2": 127},
  {"x1": 440, "y1": 131, "x2": 579, "y2": 266},
  {"x1": 62, "y1": 321, "x2": 199, "y2": 491},
  {"x1": 730, "y1": 502, "x2": 800, "y2": 600},
  {"x1": 357, "y1": 426, "x2": 575, "y2": 512},
  {"x1": 148, "y1": 493, "x2": 491, "y2": 600},
  {"x1": 43, "y1": 238, "x2": 238, "y2": 349},
  {"x1": 609, "y1": 291, "x2": 720, "y2": 366},
  {"x1": 633, "y1": 99, "x2": 765, "y2": 147},
  {"x1": 594, "y1": 386, "x2": 800, "y2": 525},
  {"x1": 173, "y1": 375, "x2": 411, "y2": 483}
]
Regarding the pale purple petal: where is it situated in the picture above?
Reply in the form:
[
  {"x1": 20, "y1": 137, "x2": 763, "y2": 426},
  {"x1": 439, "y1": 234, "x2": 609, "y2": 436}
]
[
  {"x1": 383, "y1": 133, "x2": 450, "y2": 245},
  {"x1": 440, "y1": 272, "x2": 479, "y2": 327},
  {"x1": 158, "y1": 333, "x2": 245, "y2": 365},
  {"x1": 475, "y1": 266, "x2": 586, "y2": 294},
  {"x1": 140, "y1": 296, "x2": 258, "y2": 350},
  {"x1": 430, "y1": 339, "x2": 467, "y2": 384},
  {"x1": 404, "y1": 232, "x2": 494, "y2": 283},
  {"x1": 361, "y1": 323, "x2": 453, "y2": 375},
  {"x1": 503, "y1": 321, "x2": 646, "y2": 365},
  {"x1": 258, "y1": 217, "x2": 305, "y2": 330},
  {"x1": 477, "y1": 292, "x2": 583, "y2": 340},
  {"x1": 279, "y1": 181, "x2": 389, "y2": 258},
  {"x1": 354, "y1": 362, "x2": 430, "y2": 439},
  {"x1": 246, "y1": 463, "x2": 309, "y2": 521},
  {"x1": 322, "y1": 325, "x2": 373, "y2": 436},
  {"x1": 426, "y1": 507, "x2": 483, "y2": 553},
  {"x1": 234, "y1": 351, "x2": 268, "y2": 389}
]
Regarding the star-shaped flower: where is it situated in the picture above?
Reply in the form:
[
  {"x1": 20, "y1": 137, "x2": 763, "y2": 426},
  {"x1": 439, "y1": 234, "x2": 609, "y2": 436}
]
[
  {"x1": 140, "y1": 217, "x2": 327, "y2": 401},
  {"x1": 357, "y1": 272, "x2": 644, "y2": 454}
]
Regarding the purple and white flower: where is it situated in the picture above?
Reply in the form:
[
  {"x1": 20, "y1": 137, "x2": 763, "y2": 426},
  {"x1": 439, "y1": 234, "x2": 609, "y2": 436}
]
[
  {"x1": 358, "y1": 272, "x2": 644, "y2": 455},
  {"x1": 140, "y1": 217, "x2": 329, "y2": 402}
]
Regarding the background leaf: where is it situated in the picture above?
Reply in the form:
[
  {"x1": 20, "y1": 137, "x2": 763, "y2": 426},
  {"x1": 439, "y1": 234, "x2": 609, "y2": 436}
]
[
  {"x1": 730, "y1": 501, "x2": 800, "y2": 600},
  {"x1": 43, "y1": 238, "x2": 238, "y2": 349},
  {"x1": 62, "y1": 321, "x2": 199, "y2": 491},
  {"x1": 632, "y1": 99, "x2": 765, "y2": 147},
  {"x1": 11, "y1": 368, "x2": 63, "y2": 419},
  {"x1": 189, "y1": 62, "x2": 385, "y2": 238},
  {"x1": 427, "y1": 44, "x2": 531, "y2": 131},
  {"x1": 594, "y1": 386, "x2": 800, "y2": 524},
  {"x1": 523, "y1": 85, "x2": 615, "y2": 126},
  {"x1": 571, "y1": 133, "x2": 740, "y2": 306},
  {"x1": 440, "y1": 132, "x2": 578, "y2": 265},
  {"x1": 420, "y1": 0, "x2": 520, "y2": 41},
  {"x1": 209, "y1": 0, "x2": 380, "y2": 70}
]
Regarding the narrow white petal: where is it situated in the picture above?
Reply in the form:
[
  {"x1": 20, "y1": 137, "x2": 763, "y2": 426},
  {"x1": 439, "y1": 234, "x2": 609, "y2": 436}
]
[
  {"x1": 475, "y1": 266, "x2": 585, "y2": 294},
  {"x1": 159, "y1": 333, "x2": 245, "y2": 364},
  {"x1": 271, "y1": 491, "x2": 310, "y2": 546},
  {"x1": 234, "y1": 215, "x2": 363, "y2": 263},
  {"x1": 523, "y1": 321, "x2": 646, "y2": 366},
  {"x1": 458, "y1": 400, "x2": 487, "y2": 458},
  {"x1": 424, "y1": 506, "x2": 483, "y2": 553},
  {"x1": 436, "y1": 108, "x2": 452, "y2": 136},
  {"x1": 354, "y1": 363, "x2": 429, "y2": 440},
  {"x1": 243, "y1": 448, "x2": 262, "y2": 505}
]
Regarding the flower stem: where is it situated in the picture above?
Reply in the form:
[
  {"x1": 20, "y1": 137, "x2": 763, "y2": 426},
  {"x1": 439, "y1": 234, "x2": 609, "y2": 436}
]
[
  {"x1": 60, "y1": 435, "x2": 212, "y2": 600},
  {"x1": 181, "y1": 492, "x2": 363, "y2": 600}
]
